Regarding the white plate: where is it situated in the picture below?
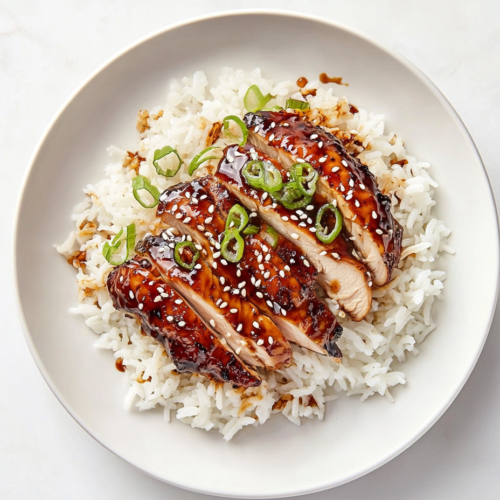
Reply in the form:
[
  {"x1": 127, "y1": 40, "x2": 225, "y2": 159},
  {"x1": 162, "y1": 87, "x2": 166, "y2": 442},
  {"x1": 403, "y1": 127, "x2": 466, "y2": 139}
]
[{"x1": 14, "y1": 10, "x2": 499, "y2": 499}]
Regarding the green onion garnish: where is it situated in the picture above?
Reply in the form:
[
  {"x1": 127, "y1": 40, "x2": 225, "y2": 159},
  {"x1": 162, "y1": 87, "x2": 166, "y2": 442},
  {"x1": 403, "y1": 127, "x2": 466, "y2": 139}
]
[
  {"x1": 221, "y1": 228, "x2": 245, "y2": 263},
  {"x1": 242, "y1": 160, "x2": 283, "y2": 193},
  {"x1": 244, "y1": 85, "x2": 273, "y2": 113},
  {"x1": 102, "y1": 224, "x2": 136, "y2": 266},
  {"x1": 272, "y1": 182, "x2": 312, "y2": 209},
  {"x1": 285, "y1": 99, "x2": 310, "y2": 111},
  {"x1": 222, "y1": 115, "x2": 248, "y2": 147},
  {"x1": 188, "y1": 146, "x2": 221, "y2": 176},
  {"x1": 242, "y1": 224, "x2": 260, "y2": 236},
  {"x1": 315, "y1": 204, "x2": 343, "y2": 244},
  {"x1": 226, "y1": 204, "x2": 249, "y2": 231},
  {"x1": 174, "y1": 241, "x2": 200, "y2": 270},
  {"x1": 265, "y1": 226, "x2": 279, "y2": 249},
  {"x1": 290, "y1": 163, "x2": 318, "y2": 197},
  {"x1": 263, "y1": 105, "x2": 284, "y2": 111},
  {"x1": 153, "y1": 146, "x2": 183, "y2": 177},
  {"x1": 132, "y1": 175, "x2": 160, "y2": 208}
]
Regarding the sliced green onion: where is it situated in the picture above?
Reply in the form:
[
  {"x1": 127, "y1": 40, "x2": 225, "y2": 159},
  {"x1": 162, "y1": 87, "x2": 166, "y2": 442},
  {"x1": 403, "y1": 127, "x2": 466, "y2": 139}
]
[
  {"x1": 315, "y1": 204, "x2": 343, "y2": 244},
  {"x1": 263, "y1": 105, "x2": 284, "y2": 111},
  {"x1": 290, "y1": 163, "x2": 318, "y2": 197},
  {"x1": 265, "y1": 226, "x2": 279, "y2": 249},
  {"x1": 244, "y1": 85, "x2": 274, "y2": 113},
  {"x1": 174, "y1": 241, "x2": 200, "y2": 270},
  {"x1": 188, "y1": 146, "x2": 221, "y2": 176},
  {"x1": 221, "y1": 228, "x2": 245, "y2": 263},
  {"x1": 226, "y1": 204, "x2": 249, "y2": 231},
  {"x1": 153, "y1": 146, "x2": 183, "y2": 177},
  {"x1": 132, "y1": 175, "x2": 160, "y2": 208},
  {"x1": 242, "y1": 160, "x2": 283, "y2": 193},
  {"x1": 222, "y1": 115, "x2": 248, "y2": 147},
  {"x1": 272, "y1": 182, "x2": 312, "y2": 209},
  {"x1": 102, "y1": 224, "x2": 136, "y2": 266},
  {"x1": 242, "y1": 224, "x2": 260, "y2": 236},
  {"x1": 285, "y1": 99, "x2": 310, "y2": 111}
]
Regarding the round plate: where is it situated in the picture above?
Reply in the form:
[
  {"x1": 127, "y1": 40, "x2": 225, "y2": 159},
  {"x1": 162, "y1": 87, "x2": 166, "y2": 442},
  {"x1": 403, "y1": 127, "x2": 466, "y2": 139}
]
[{"x1": 14, "y1": 10, "x2": 499, "y2": 499}]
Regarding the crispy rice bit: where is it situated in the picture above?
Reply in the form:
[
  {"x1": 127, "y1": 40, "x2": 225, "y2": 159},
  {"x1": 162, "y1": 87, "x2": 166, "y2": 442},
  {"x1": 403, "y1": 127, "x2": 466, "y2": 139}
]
[
  {"x1": 152, "y1": 110, "x2": 164, "y2": 121},
  {"x1": 123, "y1": 151, "x2": 145, "y2": 173},
  {"x1": 272, "y1": 393, "x2": 293, "y2": 411},
  {"x1": 389, "y1": 153, "x2": 409, "y2": 166},
  {"x1": 136, "y1": 109, "x2": 150, "y2": 133},
  {"x1": 205, "y1": 121, "x2": 222, "y2": 147},
  {"x1": 67, "y1": 250, "x2": 87, "y2": 271}
]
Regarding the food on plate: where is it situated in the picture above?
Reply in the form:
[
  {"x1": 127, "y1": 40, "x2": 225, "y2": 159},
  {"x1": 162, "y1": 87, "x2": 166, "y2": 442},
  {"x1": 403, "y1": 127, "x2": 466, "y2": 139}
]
[
  {"x1": 244, "y1": 110, "x2": 403, "y2": 285},
  {"x1": 58, "y1": 68, "x2": 452, "y2": 440}
]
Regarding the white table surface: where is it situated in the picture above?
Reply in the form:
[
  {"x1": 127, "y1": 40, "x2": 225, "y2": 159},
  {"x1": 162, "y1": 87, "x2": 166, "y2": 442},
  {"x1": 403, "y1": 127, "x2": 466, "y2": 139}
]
[{"x1": 2, "y1": 1, "x2": 500, "y2": 498}]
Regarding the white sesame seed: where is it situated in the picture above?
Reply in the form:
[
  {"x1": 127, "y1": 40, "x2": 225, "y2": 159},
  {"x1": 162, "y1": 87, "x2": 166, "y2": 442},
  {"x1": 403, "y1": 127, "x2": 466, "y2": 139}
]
[
  {"x1": 171, "y1": 204, "x2": 178, "y2": 212},
  {"x1": 360, "y1": 184, "x2": 365, "y2": 190},
  {"x1": 161, "y1": 293, "x2": 169, "y2": 298},
  {"x1": 303, "y1": 259, "x2": 310, "y2": 267},
  {"x1": 340, "y1": 184, "x2": 345, "y2": 192},
  {"x1": 281, "y1": 308, "x2": 287, "y2": 317},
  {"x1": 154, "y1": 296, "x2": 162, "y2": 303},
  {"x1": 230, "y1": 308, "x2": 238, "y2": 313},
  {"x1": 279, "y1": 270, "x2": 285, "y2": 278},
  {"x1": 342, "y1": 160, "x2": 348, "y2": 167},
  {"x1": 376, "y1": 229, "x2": 384, "y2": 235},
  {"x1": 212, "y1": 262, "x2": 217, "y2": 269},
  {"x1": 205, "y1": 217, "x2": 213, "y2": 224},
  {"x1": 213, "y1": 251, "x2": 221, "y2": 259},
  {"x1": 209, "y1": 319, "x2": 216, "y2": 327},
  {"x1": 159, "y1": 193, "x2": 167, "y2": 202},
  {"x1": 291, "y1": 215, "x2": 298, "y2": 221},
  {"x1": 233, "y1": 289, "x2": 240, "y2": 295},
  {"x1": 221, "y1": 259, "x2": 228, "y2": 266},
  {"x1": 332, "y1": 166, "x2": 340, "y2": 173},
  {"x1": 265, "y1": 254, "x2": 271, "y2": 262},
  {"x1": 318, "y1": 156, "x2": 327, "y2": 163},
  {"x1": 266, "y1": 300, "x2": 273, "y2": 308},
  {"x1": 284, "y1": 265, "x2": 291, "y2": 271},
  {"x1": 372, "y1": 211, "x2": 378, "y2": 219},
  {"x1": 269, "y1": 134, "x2": 275, "y2": 141},
  {"x1": 236, "y1": 347, "x2": 242, "y2": 354},
  {"x1": 264, "y1": 271, "x2": 270, "y2": 279},
  {"x1": 259, "y1": 264, "x2": 265, "y2": 271},
  {"x1": 253, "y1": 321, "x2": 260, "y2": 329},
  {"x1": 306, "y1": 205, "x2": 314, "y2": 211},
  {"x1": 257, "y1": 339, "x2": 264, "y2": 345},
  {"x1": 349, "y1": 179, "x2": 354, "y2": 187},
  {"x1": 283, "y1": 122, "x2": 289, "y2": 127},
  {"x1": 310, "y1": 133, "x2": 318, "y2": 139},
  {"x1": 208, "y1": 205, "x2": 214, "y2": 213},
  {"x1": 197, "y1": 225, "x2": 204, "y2": 231},
  {"x1": 191, "y1": 197, "x2": 198, "y2": 204},
  {"x1": 268, "y1": 336, "x2": 274, "y2": 344},
  {"x1": 241, "y1": 289, "x2": 247, "y2": 297},
  {"x1": 157, "y1": 287, "x2": 164, "y2": 293},
  {"x1": 272, "y1": 203, "x2": 277, "y2": 208},
  {"x1": 307, "y1": 218, "x2": 313, "y2": 224},
  {"x1": 220, "y1": 338, "x2": 227, "y2": 345},
  {"x1": 250, "y1": 212, "x2": 257, "y2": 218},
  {"x1": 238, "y1": 281, "x2": 246, "y2": 289},
  {"x1": 270, "y1": 122, "x2": 276, "y2": 128},
  {"x1": 291, "y1": 233, "x2": 299, "y2": 240},
  {"x1": 257, "y1": 255, "x2": 263, "y2": 263},
  {"x1": 178, "y1": 321, "x2": 186, "y2": 327},
  {"x1": 255, "y1": 279, "x2": 262, "y2": 287},
  {"x1": 262, "y1": 245, "x2": 269, "y2": 252},
  {"x1": 223, "y1": 286, "x2": 231, "y2": 292},
  {"x1": 219, "y1": 277, "x2": 225, "y2": 285},
  {"x1": 175, "y1": 299, "x2": 183, "y2": 305},
  {"x1": 254, "y1": 125, "x2": 260, "y2": 133},
  {"x1": 299, "y1": 214, "x2": 307, "y2": 220},
  {"x1": 237, "y1": 324, "x2": 243, "y2": 332},
  {"x1": 205, "y1": 232, "x2": 212, "y2": 237},
  {"x1": 296, "y1": 158, "x2": 305, "y2": 163},
  {"x1": 167, "y1": 316, "x2": 174, "y2": 322},
  {"x1": 175, "y1": 213, "x2": 182, "y2": 219},
  {"x1": 332, "y1": 252, "x2": 340, "y2": 259},
  {"x1": 298, "y1": 222, "x2": 307, "y2": 227},
  {"x1": 318, "y1": 141, "x2": 323, "y2": 148},
  {"x1": 129, "y1": 291, "x2": 134, "y2": 299},
  {"x1": 355, "y1": 200, "x2": 360, "y2": 207},
  {"x1": 262, "y1": 192, "x2": 268, "y2": 202},
  {"x1": 345, "y1": 194, "x2": 353, "y2": 201},
  {"x1": 220, "y1": 302, "x2": 228, "y2": 309},
  {"x1": 200, "y1": 195, "x2": 207, "y2": 200},
  {"x1": 251, "y1": 276, "x2": 256, "y2": 285},
  {"x1": 138, "y1": 303, "x2": 143, "y2": 310},
  {"x1": 256, "y1": 292, "x2": 263, "y2": 298},
  {"x1": 368, "y1": 281, "x2": 373, "y2": 287},
  {"x1": 236, "y1": 269, "x2": 242, "y2": 277},
  {"x1": 216, "y1": 299, "x2": 222, "y2": 306},
  {"x1": 282, "y1": 216, "x2": 289, "y2": 221},
  {"x1": 290, "y1": 259, "x2": 295, "y2": 264}
]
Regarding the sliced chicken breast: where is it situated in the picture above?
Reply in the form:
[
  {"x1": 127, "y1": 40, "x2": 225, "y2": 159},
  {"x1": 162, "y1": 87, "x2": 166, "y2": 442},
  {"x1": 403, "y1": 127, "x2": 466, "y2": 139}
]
[
  {"x1": 136, "y1": 234, "x2": 292, "y2": 371},
  {"x1": 243, "y1": 110, "x2": 403, "y2": 286},
  {"x1": 156, "y1": 176, "x2": 342, "y2": 357},
  {"x1": 107, "y1": 259, "x2": 261, "y2": 387},
  {"x1": 215, "y1": 144, "x2": 372, "y2": 321}
]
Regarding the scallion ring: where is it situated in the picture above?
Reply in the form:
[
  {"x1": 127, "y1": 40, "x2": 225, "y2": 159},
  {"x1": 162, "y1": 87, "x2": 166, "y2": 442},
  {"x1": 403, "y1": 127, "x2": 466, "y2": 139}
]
[
  {"x1": 153, "y1": 146, "x2": 183, "y2": 177},
  {"x1": 226, "y1": 204, "x2": 249, "y2": 231},
  {"x1": 221, "y1": 228, "x2": 245, "y2": 263},
  {"x1": 242, "y1": 224, "x2": 260, "y2": 236},
  {"x1": 174, "y1": 241, "x2": 200, "y2": 270},
  {"x1": 222, "y1": 115, "x2": 248, "y2": 147},
  {"x1": 102, "y1": 223, "x2": 136, "y2": 266},
  {"x1": 262, "y1": 161, "x2": 283, "y2": 193},
  {"x1": 188, "y1": 146, "x2": 221, "y2": 176},
  {"x1": 272, "y1": 182, "x2": 312, "y2": 209},
  {"x1": 290, "y1": 163, "x2": 318, "y2": 197},
  {"x1": 285, "y1": 99, "x2": 310, "y2": 111},
  {"x1": 315, "y1": 204, "x2": 343, "y2": 244},
  {"x1": 242, "y1": 160, "x2": 283, "y2": 193},
  {"x1": 132, "y1": 175, "x2": 160, "y2": 208},
  {"x1": 244, "y1": 84, "x2": 274, "y2": 113},
  {"x1": 265, "y1": 226, "x2": 279, "y2": 249}
]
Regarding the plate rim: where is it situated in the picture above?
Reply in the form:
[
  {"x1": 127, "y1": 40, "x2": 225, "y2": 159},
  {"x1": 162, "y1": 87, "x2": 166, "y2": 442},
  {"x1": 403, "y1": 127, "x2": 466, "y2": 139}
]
[{"x1": 12, "y1": 8, "x2": 500, "y2": 498}]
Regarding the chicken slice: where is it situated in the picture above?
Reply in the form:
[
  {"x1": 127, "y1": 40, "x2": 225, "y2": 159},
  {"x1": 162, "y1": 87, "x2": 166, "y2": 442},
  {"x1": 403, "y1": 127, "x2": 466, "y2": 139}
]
[
  {"x1": 244, "y1": 110, "x2": 403, "y2": 285},
  {"x1": 107, "y1": 259, "x2": 261, "y2": 387}
]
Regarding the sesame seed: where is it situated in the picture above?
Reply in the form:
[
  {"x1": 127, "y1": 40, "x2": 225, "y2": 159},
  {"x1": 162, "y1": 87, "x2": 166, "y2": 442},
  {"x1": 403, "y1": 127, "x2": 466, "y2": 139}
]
[
  {"x1": 175, "y1": 299, "x2": 183, "y2": 305},
  {"x1": 349, "y1": 179, "x2": 354, "y2": 187},
  {"x1": 159, "y1": 193, "x2": 167, "y2": 202},
  {"x1": 359, "y1": 184, "x2": 365, "y2": 190},
  {"x1": 257, "y1": 339, "x2": 264, "y2": 345},
  {"x1": 236, "y1": 269, "x2": 242, "y2": 277},
  {"x1": 210, "y1": 319, "x2": 216, "y2": 327},
  {"x1": 175, "y1": 213, "x2": 182, "y2": 219},
  {"x1": 353, "y1": 215, "x2": 357, "y2": 221},
  {"x1": 208, "y1": 205, "x2": 214, "y2": 213},
  {"x1": 220, "y1": 277, "x2": 225, "y2": 285},
  {"x1": 236, "y1": 347, "x2": 242, "y2": 354},
  {"x1": 157, "y1": 287, "x2": 164, "y2": 293},
  {"x1": 283, "y1": 123, "x2": 289, "y2": 127},
  {"x1": 310, "y1": 133, "x2": 318, "y2": 139},
  {"x1": 255, "y1": 279, "x2": 262, "y2": 287},
  {"x1": 220, "y1": 302, "x2": 228, "y2": 309},
  {"x1": 138, "y1": 303, "x2": 143, "y2": 310},
  {"x1": 281, "y1": 308, "x2": 287, "y2": 316},
  {"x1": 205, "y1": 217, "x2": 213, "y2": 223},
  {"x1": 197, "y1": 225, "x2": 204, "y2": 231},
  {"x1": 129, "y1": 291, "x2": 134, "y2": 299},
  {"x1": 262, "y1": 192, "x2": 268, "y2": 201},
  {"x1": 345, "y1": 194, "x2": 353, "y2": 201},
  {"x1": 178, "y1": 321, "x2": 186, "y2": 327},
  {"x1": 318, "y1": 141, "x2": 323, "y2": 148},
  {"x1": 268, "y1": 336, "x2": 274, "y2": 344},
  {"x1": 171, "y1": 204, "x2": 178, "y2": 212},
  {"x1": 169, "y1": 243, "x2": 175, "y2": 248},
  {"x1": 284, "y1": 265, "x2": 290, "y2": 271},
  {"x1": 272, "y1": 203, "x2": 277, "y2": 208},
  {"x1": 291, "y1": 215, "x2": 298, "y2": 221},
  {"x1": 271, "y1": 122, "x2": 276, "y2": 128},
  {"x1": 254, "y1": 125, "x2": 260, "y2": 133},
  {"x1": 213, "y1": 251, "x2": 221, "y2": 259},
  {"x1": 340, "y1": 184, "x2": 345, "y2": 192},
  {"x1": 216, "y1": 298, "x2": 222, "y2": 306},
  {"x1": 253, "y1": 321, "x2": 260, "y2": 329},
  {"x1": 368, "y1": 281, "x2": 373, "y2": 287},
  {"x1": 298, "y1": 222, "x2": 306, "y2": 227},
  {"x1": 250, "y1": 212, "x2": 257, "y2": 218},
  {"x1": 259, "y1": 264, "x2": 265, "y2": 271},
  {"x1": 229, "y1": 221, "x2": 235, "y2": 228},
  {"x1": 237, "y1": 324, "x2": 243, "y2": 332},
  {"x1": 161, "y1": 293, "x2": 169, "y2": 298},
  {"x1": 269, "y1": 134, "x2": 275, "y2": 141},
  {"x1": 372, "y1": 211, "x2": 378, "y2": 219},
  {"x1": 306, "y1": 205, "x2": 314, "y2": 211},
  {"x1": 238, "y1": 281, "x2": 246, "y2": 288},
  {"x1": 290, "y1": 259, "x2": 295, "y2": 264},
  {"x1": 212, "y1": 262, "x2": 217, "y2": 269},
  {"x1": 318, "y1": 156, "x2": 327, "y2": 163},
  {"x1": 376, "y1": 229, "x2": 383, "y2": 235},
  {"x1": 230, "y1": 308, "x2": 238, "y2": 313},
  {"x1": 221, "y1": 259, "x2": 228, "y2": 266},
  {"x1": 266, "y1": 300, "x2": 273, "y2": 308},
  {"x1": 227, "y1": 332, "x2": 232, "y2": 337},
  {"x1": 154, "y1": 296, "x2": 162, "y2": 303},
  {"x1": 262, "y1": 245, "x2": 269, "y2": 252},
  {"x1": 291, "y1": 233, "x2": 299, "y2": 240},
  {"x1": 299, "y1": 214, "x2": 307, "y2": 220},
  {"x1": 296, "y1": 158, "x2": 305, "y2": 163},
  {"x1": 241, "y1": 289, "x2": 247, "y2": 297},
  {"x1": 264, "y1": 271, "x2": 271, "y2": 279},
  {"x1": 307, "y1": 218, "x2": 313, "y2": 224},
  {"x1": 265, "y1": 254, "x2": 271, "y2": 262},
  {"x1": 233, "y1": 289, "x2": 240, "y2": 295},
  {"x1": 205, "y1": 232, "x2": 213, "y2": 237},
  {"x1": 200, "y1": 195, "x2": 207, "y2": 200},
  {"x1": 220, "y1": 338, "x2": 227, "y2": 345},
  {"x1": 332, "y1": 252, "x2": 340, "y2": 259},
  {"x1": 304, "y1": 259, "x2": 310, "y2": 267},
  {"x1": 332, "y1": 167, "x2": 340, "y2": 173},
  {"x1": 282, "y1": 216, "x2": 289, "y2": 221},
  {"x1": 342, "y1": 160, "x2": 348, "y2": 167},
  {"x1": 191, "y1": 198, "x2": 198, "y2": 204},
  {"x1": 355, "y1": 200, "x2": 360, "y2": 207},
  {"x1": 256, "y1": 292, "x2": 263, "y2": 298},
  {"x1": 257, "y1": 255, "x2": 263, "y2": 263},
  {"x1": 167, "y1": 316, "x2": 174, "y2": 322},
  {"x1": 223, "y1": 286, "x2": 231, "y2": 292},
  {"x1": 251, "y1": 276, "x2": 256, "y2": 285},
  {"x1": 279, "y1": 270, "x2": 285, "y2": 278}
]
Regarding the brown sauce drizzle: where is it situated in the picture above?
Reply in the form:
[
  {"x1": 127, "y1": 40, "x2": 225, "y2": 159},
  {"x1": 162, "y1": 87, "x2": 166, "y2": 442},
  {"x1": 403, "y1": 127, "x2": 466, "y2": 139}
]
[
  {"x1": 296, "y1": 77, "x2": 308, "y2": 88},
  {"x1": 115, "y1": 357, "x2": 125, "y2": 372},
  {"x1": 301, "y1": 88, "x2": 317, "y2": 97},
  {"x1": 319, "y1": 73, "x2": 349, "y2": 86}
]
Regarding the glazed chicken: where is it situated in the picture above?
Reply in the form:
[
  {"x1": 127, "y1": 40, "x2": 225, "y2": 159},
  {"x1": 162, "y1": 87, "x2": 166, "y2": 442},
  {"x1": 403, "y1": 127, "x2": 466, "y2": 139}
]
[
  {"x1": 243, "y1": 110, "x2": 403, "y2": 286},
  {"x1": 135, "y1": 234, "x2": 292, "y2": 371},
  {"x1": 107, "y1": 259, "x2": 261, "y2": 387},
  {"x1": 215, "y1": 144, "x2": 372, "y2": 321},
  {"x1": 156, "y1": 175, "x2": 343, "y2": 357}
]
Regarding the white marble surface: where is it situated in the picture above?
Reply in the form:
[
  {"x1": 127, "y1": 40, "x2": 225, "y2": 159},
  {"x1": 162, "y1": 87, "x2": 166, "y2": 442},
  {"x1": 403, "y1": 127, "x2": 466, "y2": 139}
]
[{"x1": 2, "y1": 1, "x2": 500, "y2": 498}]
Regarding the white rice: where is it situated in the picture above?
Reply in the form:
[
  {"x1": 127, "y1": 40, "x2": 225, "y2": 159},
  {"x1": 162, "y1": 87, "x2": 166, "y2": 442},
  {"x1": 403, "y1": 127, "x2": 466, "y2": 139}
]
[{"x1": 57, "y1": 68, "x2": 452, "y2": 440}]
